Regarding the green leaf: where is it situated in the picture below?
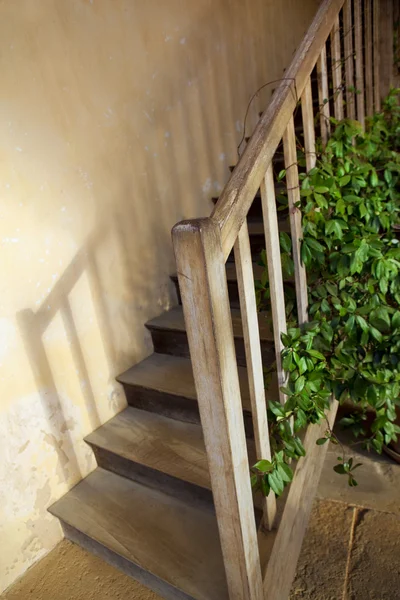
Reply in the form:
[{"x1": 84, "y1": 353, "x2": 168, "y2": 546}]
[
  {"x1": 333, "y1": 464, "x2": 347, "y2": 475},
  {"x1": 369, "y1": 326, "x2": 383, "y2": 342},
  {"x1": 305, "y1": 237, "x2": 325, "y2": 252},
  {"x1": 269, "y1": 401, "x2": 286, "y2": 418},
  {"x1": 295, "y1": 375, "x2": 306, "y2": 393},
  {"x1": 279, "y1": 231, "x2": 292, "y2": 253},
  {"x1": 306, "y1": 349, "x2": 326, "y2": 360},
  {"x1": 339, "y1": 175, "x2": 351, "y2": 187},
  {"x1": 268, "y1": 470, "x2": 285, "y2": 496},
  {"x1": 316, "y1": 437, "x2": 329, "y2": 445},
  {"x1": 298, "y1": 357, "x2": 308, "y2": 375},
  {"x1": 254, "y1": 460, "x2": 273, "y2": 473},
  {"x1": 277, "y1": 462, "x2": 294, "y2": 483},
  {"x1": 356, "y1": 315, "x2": 369, "y2": 332},
  {"x1": 325, "y1": 220, "x2": 344, "y2": 239},
  {"x1": 392, "y1": 311, "x2": 400, "y2": 329}
]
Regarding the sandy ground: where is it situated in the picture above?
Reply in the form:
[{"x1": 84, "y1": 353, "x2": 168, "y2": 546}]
[
  {"x1": 3, "y1": 433, "x2": 400, "y2": 600},
  {"x1": 2, "y1": 497, "x2": 400, "y2": 600}
]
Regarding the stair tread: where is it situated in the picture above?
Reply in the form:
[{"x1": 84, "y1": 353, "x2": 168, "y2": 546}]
[
  {"x1": 146, "y1": 305, "x2": 274, "y2": 342},
  {"x1": 86, "y1": 406, "x2": 211, "y2": 491},
  {"x1": 49, "y1": 468, "x2": 228, "y2": 600},
  {"x1": 118, "y1": 352, "x2": 254, "y2": 405}
]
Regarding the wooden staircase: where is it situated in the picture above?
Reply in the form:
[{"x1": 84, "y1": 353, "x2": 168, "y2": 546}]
[
  {"x1": 49, "y1": 0, "x2": 386, "y2": 596},
  {"x1": 49, "y1": 69, "x2": 321, "y2": 600},
  {"x1": 49, "y1": 162, "x2": 281, "y2": 600}
]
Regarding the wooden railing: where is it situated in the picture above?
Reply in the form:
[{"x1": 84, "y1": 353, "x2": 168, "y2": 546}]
[{"x1": 172, "y1": 1, "x2": 391, "y2": 598}]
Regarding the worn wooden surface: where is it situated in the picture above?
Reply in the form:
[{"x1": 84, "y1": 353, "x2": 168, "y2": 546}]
[
  {"x1": 373, "y1": 0, "x2": 381, "y2": 111},
  {"x1": 365, "y1": 0, "x2": 374, "y2": 115},
  {"x1": 317, "y1": 44, "x2": 331, "y2": 146},
  {"x1": 86, "y1": 407, "x2": 211, "y2": 491},
  {"x1": 211, "y1": 0, "x2": 345, "y2": 259},
  {"x1": 173, "y1": 219, "x2": 264, "y2": 600},
  {"x1": 283, "y1": 116, "x2": 308, "y2": 325},
  {"x1": 301, "y1": 78, "x2": 317, "y2": 171},
  {"x1": 344, "y1": 0, "x2": 356, "y2": 119},
  {"x1": 234, "y1": 222, "x2": 277, "y2": 530},
  {"x1": 379, "y1": 0, "x2": 394, "y2": 98},
  {"x1": 50, "y1": 468, "x2": 229, "y2": 600},
  {"x1": 117, "y1": 352, "x2": 271, "y2": 419},
  {"x1": 354, "y1": 0, "x2": 365, "y2": 127},
  {"x1": 331, "y1": 14, "x2": 344, "y2": 121},
  {"x1": 260, "y1": 165, "x2": 288, "y2": 405},
  {"x1": 145, "y1": 305, "x2": 275, "y2": 369}
]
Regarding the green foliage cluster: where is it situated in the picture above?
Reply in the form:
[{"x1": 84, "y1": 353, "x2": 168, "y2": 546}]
[{"x1": 253, "y1": 89, "x2": 400, "y2": 498}]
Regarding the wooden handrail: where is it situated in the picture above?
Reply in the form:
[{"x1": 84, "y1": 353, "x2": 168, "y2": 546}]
[{"x1": 211, "y1": 0, "x2": 344, "y2": 261}]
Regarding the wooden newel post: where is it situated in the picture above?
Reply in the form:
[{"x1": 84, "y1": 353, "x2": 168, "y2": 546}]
[{"x1": 172, "y1": 217, "x2": 264, "y2": 600}]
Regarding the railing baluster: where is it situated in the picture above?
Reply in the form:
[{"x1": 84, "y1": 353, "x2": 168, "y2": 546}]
[
  {"x1": 173, "y1": 219, "x2": 264, "y2": 600},
  {"x1": 365, "y1": 0, "x2": 374, "y2": 115},
  {"x1": 344, "y1": 0, "x2": 356, "y2": 118},
  {"x1": 354, "y1": 0, "x2": 365, "y2": 127},
  {"x1": 234, "y1": 221, "x2": 277, "y2": 530},
  {"x1": 260, "y1": 165, "x2": 288, "y2": 405},
  {"x1": 373, "y1": 0, "x2": 381, "y2": 111},
  {"x1": 317, "y1": 45, "x2": 331, "y2": 146},
  {"x1": 301, "y1": 78, "x2": 317, "y2": 171},
  {"x1": 331, "y1": 14, "x2": 344, "y2": 120},
  {"x1": 283, "y1": 116, "x2": 308, "y2": 326}
]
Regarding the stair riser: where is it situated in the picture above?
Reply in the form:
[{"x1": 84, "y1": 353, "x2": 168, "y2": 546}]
[
  {"x1": 148, "y1": 329, "x2": 275, "y2": 369},
  {"x1": 89, "y1": 445, "x2": 215, "y2": 507},
  {"x1": 61, "y1": 521, "x2": 195, "y2": 600},
  {"x1": 122, "y1": 382, "x2": 255, "y2": 436}
]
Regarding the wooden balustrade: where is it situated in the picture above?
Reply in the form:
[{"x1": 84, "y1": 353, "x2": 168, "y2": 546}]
[{"x1": 172, "y1": 0, "x2": 386, "y2": 597}]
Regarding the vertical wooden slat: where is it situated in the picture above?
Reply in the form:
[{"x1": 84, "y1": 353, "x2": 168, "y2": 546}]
[
  {"x1": 173, "y1": 218, "x2": 264, "y2": 600},
  {"x1": 317, "y1": 45, "x2": 331, "y2": 146},
  {"x1": 260, "y1": 165, "x2": 288, "y2": 405},
  {"x1": 331, "y1": 14, "x2": 344, "y2": 120},
  {"x1": 373, "y1": 0, "x2": 381, "y2": 111},
  {"x1": 354, "y1": 0, "x2": 365, "y2": 127},
  {"x1": 379, "y1": 0, "x2": 394, "y2": 98},
  {"x1": 283, "y1": 116, "x2": 308, "y2": 326},
  {"x1": 365, "y1": 0, "x2": 374, "y2": 115},
  {"x1": 234, "y1": 221, "x2": 277, "y2": 530},
  {"x1": 344, "y1": 0, "x2": 356, "y2": 118},
  {"x1": 301, "y1": 78, "x2": 317, "y2": 172}
]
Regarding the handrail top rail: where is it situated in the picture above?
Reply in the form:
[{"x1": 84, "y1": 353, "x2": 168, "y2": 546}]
[{"x1": 202, "y1": 0, "x2": 345, "y2": 261}]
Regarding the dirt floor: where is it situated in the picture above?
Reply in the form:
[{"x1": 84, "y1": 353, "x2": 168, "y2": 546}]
[{"x1": 2, "y1": 497, "x2": 400, "y2": 600}]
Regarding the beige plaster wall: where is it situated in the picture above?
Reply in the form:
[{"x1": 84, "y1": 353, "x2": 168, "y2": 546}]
[{"x1": 0, "y1": 0, "x2": 320, "y2": 592}]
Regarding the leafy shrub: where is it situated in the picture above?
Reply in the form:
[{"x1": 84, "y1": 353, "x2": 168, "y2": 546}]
[{"x1": 253, "y1": 89, "x2": 400, "y2": 497}]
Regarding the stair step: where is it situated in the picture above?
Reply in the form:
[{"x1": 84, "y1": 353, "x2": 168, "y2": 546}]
[
  {"x1": 117, "y1": 353, "x2": 279, "y2": 434},
  {"x1": 85, "y1": 405, "x2": 261, "y2": 508},
  {"x1": 145, "y1": 306, "x2": 275, "y2": 368},
  {"x1": 49, "y1": 468, "x2": 229, "y2": 600},
  {"x1": 85, "y1": 406, "x2": 213, "y2": 502}
]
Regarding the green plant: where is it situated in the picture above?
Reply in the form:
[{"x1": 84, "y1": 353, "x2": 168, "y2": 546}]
[{"x1": 253, "y1": 89, "x2": 400, "y2": 498}]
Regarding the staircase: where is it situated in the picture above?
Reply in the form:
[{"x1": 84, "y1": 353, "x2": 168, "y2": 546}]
[
  {"x1": 48, "y1": 67, "x2": 323, "y2": 599},
  {"x1": 49, "y1": 141, "x2": 285, "y2": 600},
  {"x1": 49, "y1": 0, "x2": 386, "y2": 596}
]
